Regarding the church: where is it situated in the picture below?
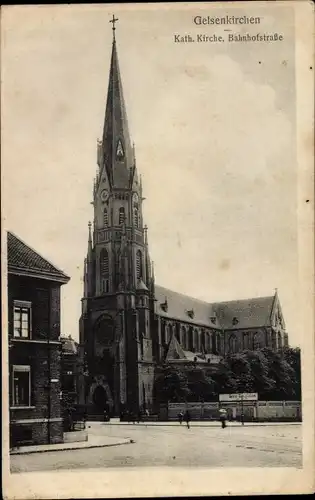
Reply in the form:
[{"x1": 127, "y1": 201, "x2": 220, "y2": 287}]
[{"x1": 79, "y1": 20, "x2": 289, "y2": 418}]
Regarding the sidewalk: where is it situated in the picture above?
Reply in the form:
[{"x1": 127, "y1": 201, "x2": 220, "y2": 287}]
[
  {"x1": 90, "y1": 419, "x2": 301, "y2": 428},
  {"x1": 10, "y1": 434, "x2": 133, "y2": 455}
]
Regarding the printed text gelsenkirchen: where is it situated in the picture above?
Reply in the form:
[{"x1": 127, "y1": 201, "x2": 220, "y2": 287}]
[{"x1": 193, "y1": 15, "x2": 261, "y2": 25}]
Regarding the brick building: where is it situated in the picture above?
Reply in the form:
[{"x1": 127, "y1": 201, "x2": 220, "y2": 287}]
[
  {"x1": 8, "y1": 232, "x2": 70, "y2": 447},
  {"x1": 60, "y1": 335, "x2": 85, "y2": 411},
  {"x1": 79, "y1": 25, "x2": 289, "y2": 419}
]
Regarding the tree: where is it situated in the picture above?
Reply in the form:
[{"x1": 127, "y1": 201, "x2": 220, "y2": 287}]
[
  {"x1": 154, "y1": 366, "x2": 190, "y2": 403},
  {"x1": 282, "y1": 346, "x2": 301, "y2": 400},
  {"x1": 186, "y1": 367, "x2": 216, "y2": 401},
  {"x1": 225, "y1": 353, "x2": 254, "y2": 393}
]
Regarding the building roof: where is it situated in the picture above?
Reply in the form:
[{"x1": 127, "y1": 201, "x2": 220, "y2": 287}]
[
  {"x1": 155, "y1": 285, "x2": 275, "y2": 330},
  {"x1": 155, "y1": 285, "x2": 218, "y2": 328},
  {"x1": 7, "y1": 231, "x2": 70, "y2": 283},
  {"x1": 212, "y1": 296, "x2": 275, "y2": 330},
  {"x1": 101, "y1": 37, "x2": 133, "y2": 189}
]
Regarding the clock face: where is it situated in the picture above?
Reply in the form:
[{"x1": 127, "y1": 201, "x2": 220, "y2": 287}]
[
  {"x1": 132, "y1": 193, "x2": 139, "y2": 203},
  {"x1": 101, "y1": 189, "x2": 109, "y2": 202}
]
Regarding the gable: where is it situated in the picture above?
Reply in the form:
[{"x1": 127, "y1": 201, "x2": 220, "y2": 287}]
[{"x1": 212, "y1": 296, "x2": 275, "y2": 330}]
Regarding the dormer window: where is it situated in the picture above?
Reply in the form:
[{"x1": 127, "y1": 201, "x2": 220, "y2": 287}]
[
  {"x1": 210, "y1": 317, "x2": 216, "y2": 324},
  {"x1": 232, "y1": 317, "x2": 239, "y2": 325},
  {"x1": 187, "y1": 309, "x2": 194, "y2": 319},
  {"x1": 160, "y1": 299, "x2": 168, "y2": 313}
]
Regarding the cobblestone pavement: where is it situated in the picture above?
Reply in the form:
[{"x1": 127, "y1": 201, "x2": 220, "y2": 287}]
[{"x1": 10, "y1": 422, "x2": 302, "y2": 472}]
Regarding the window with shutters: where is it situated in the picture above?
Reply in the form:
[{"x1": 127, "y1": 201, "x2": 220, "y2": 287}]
[
  {"x1": 136, "y1": 250, "x2": 142, "y2": 279},
  {"x1": 119, "y1": 207, "x2": 125, "y2": 225}
]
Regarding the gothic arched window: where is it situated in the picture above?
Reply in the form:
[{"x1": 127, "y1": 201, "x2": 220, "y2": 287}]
[
  {"x1": 253, "y1": 332, "x2": 261, "y2": 350},
  {"x1": 103, "y1": 208, "x2": 108, "y2": 227},
  {"x1": 206, "y1": 332, "x2": 211, "y2": 353},
  {"x1": 201, "y1": 330, "x2": 206, "y2": 352},
  {"x1": 229, "y1": 334, "x2": 237, "y2": 354},
  {"x1": 133, "y1": 207, "x2": 139, "y2": 228},
  {"x1": 243, "y1": 332, "x2": 250, "y2": 350},
  {"x1": 218, "y1": 333, "x2": 223, "y2": 354},
  {"x1": 188, "y1": 327, "x2": 194, "y2": 351},
  {"x1": 136, "y1": 250, "x2": 143, "y2": 279},
  {"x1": 185, "y1": 329, "x2": 189, "y2": 350},
  {"x1": 175, "y1": 325, "x2": 180, "y2": 343},
  {"x1": 193, "y1": 329, "x2": 198, "y2": 351},
  {"x1": 166, "y1": 324, "x2": 172, "y2": 344},
  {"x1": 100, "y1": 248, "x2": 109, "y2": 276},
  {"x1": 277, "y1": 332, "x2": 282, "y2": 349},
  {"x1": 180, "y1": 326, "x2": 186, "y2": 347}
]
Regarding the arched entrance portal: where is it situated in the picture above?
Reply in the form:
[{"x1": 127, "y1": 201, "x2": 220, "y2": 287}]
[{"x1": 88, "y1": 376, "x2": 114, "y2": 418}]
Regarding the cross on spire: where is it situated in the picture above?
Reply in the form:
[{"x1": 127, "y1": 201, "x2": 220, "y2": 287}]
[{"x1": 110, "y1": 14, "x2": 118, "y2": 38}]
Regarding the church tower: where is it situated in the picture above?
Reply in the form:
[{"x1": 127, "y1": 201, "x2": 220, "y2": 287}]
[{"x1": 80, "y1": 18, "x2": 156, "y2": 417}]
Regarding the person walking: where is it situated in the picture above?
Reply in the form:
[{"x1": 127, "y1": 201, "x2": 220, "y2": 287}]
[
  {"x1": 219, "y1": 408, "x2": 227, "y2": 429},
  {"x1": 184, "y1": 410, "x2": 191, "y2": 429},
  {"x1": 178, "y1": 412, "x2": 183, "y2": 425}
]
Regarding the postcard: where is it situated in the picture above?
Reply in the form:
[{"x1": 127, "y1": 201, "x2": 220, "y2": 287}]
[{"x1": 2, "y1": 2, "x2": 314, "y2": 498}]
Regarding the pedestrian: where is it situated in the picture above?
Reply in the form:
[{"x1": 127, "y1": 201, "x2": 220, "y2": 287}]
[
  {"x1": 219, "y1": 408, "x2": 227, "y2": 429},
  {"x1": 240, "y1": 413, "x2": 245, "y2": 426},
  {"x1": 184, "y1": 410, "x2": 191, "y2": 429},
  {"x1": 178, "y1": 412, "x2": 183, "y2": 425}
]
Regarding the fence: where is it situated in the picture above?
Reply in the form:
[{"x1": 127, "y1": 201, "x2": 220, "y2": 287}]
[{"x1": 164, "y1": 401, "x2": 302, "y2": 422}]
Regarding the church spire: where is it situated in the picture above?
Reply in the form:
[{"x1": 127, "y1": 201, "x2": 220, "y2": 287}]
[{"x1": 101, "y1": 17, "x2": 133, "y2": 189}]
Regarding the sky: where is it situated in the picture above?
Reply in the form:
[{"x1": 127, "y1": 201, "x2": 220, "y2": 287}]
[{"x1": 2, "y1": 4, "x2": 299, "y2": 344}]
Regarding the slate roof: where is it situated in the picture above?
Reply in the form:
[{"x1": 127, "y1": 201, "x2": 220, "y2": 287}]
[
  {"x1": 7, "y1": 231, "x2": 70, "y2": 283},
  {"x1": 155, "y1": 285, "x2": 218, "y2": 328},
  {"x1": 155, "y1": 285, "x2": 275, "y2": 330},
  {"x1": 101, "y1": 38, "x2": 133, "y2": 189},
  {"x1": 212, "y1": 296, "x2": 275, "y2": 330}
]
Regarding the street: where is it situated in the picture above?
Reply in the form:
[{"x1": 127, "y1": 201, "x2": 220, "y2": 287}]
[{"x1": 10, "y1": 421, "x2": 302, "y2": 472}]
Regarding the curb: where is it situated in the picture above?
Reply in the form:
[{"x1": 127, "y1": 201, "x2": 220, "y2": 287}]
[
  {"x1": 98, "y1": 422, "x2": 301, "y2": 428},
  {"x1": 10, "y1": 439, "x2": 134, "y2": 456}
]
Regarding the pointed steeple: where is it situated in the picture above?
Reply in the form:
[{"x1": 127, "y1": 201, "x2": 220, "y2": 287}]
[{"x1": 101, "y1": 20, "x2": 133, "y2": 189}]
